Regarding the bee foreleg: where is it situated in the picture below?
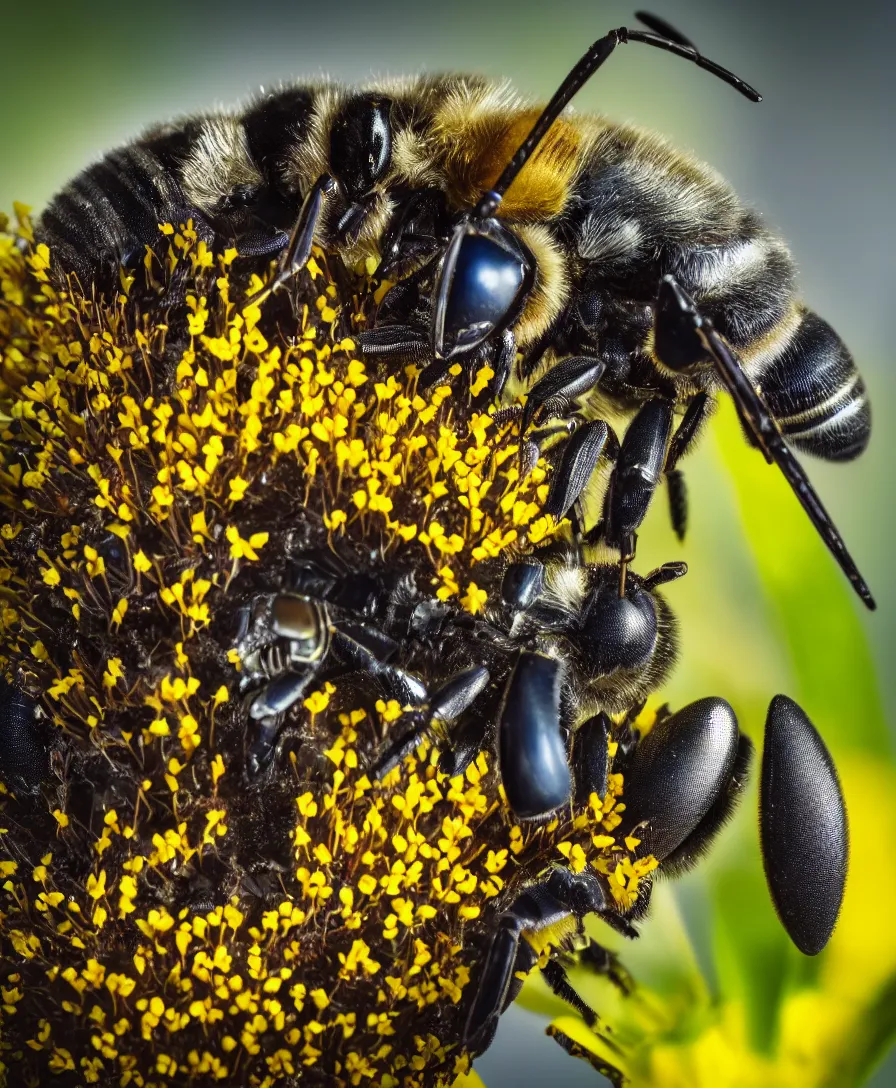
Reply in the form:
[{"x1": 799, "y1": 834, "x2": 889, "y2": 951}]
[
  {"x1": 575, "y1": 939, "x2": 635, "y2": 996},
  {"x1": 539, "y1": 958, "x2": 599, "y2": 1027},
  {"x1": 373, "y1": 665, "x2": 490, "y2": 780},
  {"x1": 521, "y1": 356, "x2": 605, "y2": 433},
  {"x1": 255, "y1": 173, "x2": 335, "y2": 299},
  {"x1": 571, "y1": 712, "x2": 611, "y2": 804},
  {"x1": 543, "y1": 418, "x2": 609, "y2": 525}
]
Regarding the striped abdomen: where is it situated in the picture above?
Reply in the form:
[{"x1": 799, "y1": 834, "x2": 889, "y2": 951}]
[
  {"x1": 37, "y1": 139, "x2": 192, "y2": 285},
  {"x1": 757, "y1": 308, "x2": 870, "y2": 461}
]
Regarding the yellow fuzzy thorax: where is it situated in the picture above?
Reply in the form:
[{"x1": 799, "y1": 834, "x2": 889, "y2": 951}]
[{"x1": 0, "y1": 208, "x2": 657, "y2": 1088}]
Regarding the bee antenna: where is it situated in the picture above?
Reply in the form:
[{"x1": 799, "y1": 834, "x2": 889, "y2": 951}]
[
  {"x1": 473, "y1": 20, "x2": 761, "y2": 220},
  {"x1": 633, "y1": 12, "x2": 696, "y2": 49}
]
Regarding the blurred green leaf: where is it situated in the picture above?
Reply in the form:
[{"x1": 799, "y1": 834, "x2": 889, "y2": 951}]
[
  {"x1": 711, "y1": 858, "x2": 790, "y2": 1054},
  {"x1": 711, "y1": 401, "x2": 889, "y2": 756}
]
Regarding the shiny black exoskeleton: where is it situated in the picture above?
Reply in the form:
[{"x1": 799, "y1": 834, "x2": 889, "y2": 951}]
[
  {"x1": 502, "y1": 555, "x2": 686, "y2": 714},
  {"x1": 371, "y1": 549, "x2": 685, "y2": 824},
  {"x1": 372, "y1": 648, "x2": 573, "y2": 824},
  {"x1": 354, "y1": 16, "x2": 872, "y2": 609},
  {"x1": 759, "y1": 695, "x2": 848, "y2": 955},
  {"x1": 464, "y1": 694, "x2": 751, "y2": 1057},
  {"x1": 0, "y1": 679, "x2": 49, "y2": 795},
  {"x1": 654, "y1": 277, "x2": 874, "y2": 608},
  {"x1": 464, "y1": 688, "x2": 851, "y2": 1061}
]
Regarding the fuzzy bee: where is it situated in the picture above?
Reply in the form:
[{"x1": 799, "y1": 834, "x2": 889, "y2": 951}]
[{"x1": 36, "y1": 13, "x2": 873, "y2": 610}]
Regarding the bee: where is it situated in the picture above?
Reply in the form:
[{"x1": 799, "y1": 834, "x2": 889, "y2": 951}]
[{"x1": 35, "y1": 12, "x2": 873, "y2": 607}]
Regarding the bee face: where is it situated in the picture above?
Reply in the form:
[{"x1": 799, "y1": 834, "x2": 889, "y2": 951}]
[{"x1": 501, "y1": 557, "x2": 680, "y2": 716}]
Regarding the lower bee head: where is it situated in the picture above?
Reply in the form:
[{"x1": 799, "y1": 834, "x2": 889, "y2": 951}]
[
  {"x1": 501, "y1": 556, "x2": 682, "y2": 715},
  {"x1": 580, "y1": 566, "x2": 658, "y2": 676}
]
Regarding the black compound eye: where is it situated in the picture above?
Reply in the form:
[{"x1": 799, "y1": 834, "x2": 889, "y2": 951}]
[
  {"x1": 581, "y1": 581, "x2": 658, "y2": 675},
  {"x1": 434, "y1": 224, "x2": 531, "y2": 358},
  {"x1": 330, "y1": 94, "x2": 393, "y2": 200}
]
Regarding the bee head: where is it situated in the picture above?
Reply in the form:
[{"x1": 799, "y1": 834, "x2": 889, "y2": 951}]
[
  {"x1": 579, "y1": 568, "x2": 659, "y2": 677},
  {"x1": 431, "y1": 213, "x2": 534, "y2": 359}
]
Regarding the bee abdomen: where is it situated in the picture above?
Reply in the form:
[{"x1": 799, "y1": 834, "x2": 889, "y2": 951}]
[
  {"x1": 38, "y1": 144, "x2": 188, "y2": 282},
  {"x1": 758, "y1": 309, "x2": 870, "y2": 461}
]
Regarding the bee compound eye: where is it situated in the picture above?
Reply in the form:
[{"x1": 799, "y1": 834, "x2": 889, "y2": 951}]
[
  {"x1": 582, "y1": 583, "x2": 657, "y2": 675},
  {"x1": 440, "y1": 232, "x2": 528, "y2": 356},
  {"x1": 501, "y1": 560, "x2": 545, "y2": 612}
]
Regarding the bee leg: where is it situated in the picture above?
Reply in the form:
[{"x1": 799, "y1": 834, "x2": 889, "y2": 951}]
[
  {"x1": 253, "y1": 174, "x2": 336, "y2": 299},
  {"x1": 370, "y1": 711, "x2": 432, "y2": 780},
  {"x1": 666, "y1": 468, "x2": 688, "y2": 540},
  {"x1": 465, "y1": 871, "x2": 603, "y2": 1053},
  {"x1": 358, "y1": 323, "x2": 431, "y2": 362},
  {"x1": 245, "y1": 670, "x2": 318, "y2": 779},
  {"x1": 377, "y1": 187, "x2": 448, "y2": 280},
  {"x1": 0, "y1": 680, "x2": 49, "y2": 795},
  {"x1": 543, "y1": 418, "x2": 609, "y2": 524},
  {"x1": 331, "y1": 621, "x2": 428, "y2": 707},
  {"x1": 438, "y1": 716, "x2": 489, "y2": 778},
  {"x1": 540, "y1": 958, "x2": 599, "y2": 1027},
  {"x1": 521, "y1": 356, "x2": 605, "y2": 433},
  {"x1": 246, "y1": 713, "x2": 284, "y2": 780},
  {"x1": 662, "y1": 391, "x2": 708, "y2": 540},
  {"x1": 572, "y1": 712, "x2": 611, "y2": 804},
  {"x1": 372, "y1": 665, "x2": 491, "y2": 780},
  {"x1": 464, "y1": 914, "x2": 531, "y2": 1054},
  {"x1": 603, "y1": 398, "x2": 673, "y2": 558},
  {"x1": 247, "y1": 671, "x2": 315, "y2": 721},
  {"x1": 430, "y1": 665, "x2": 491, "y2": 722},
  {"x1": 499, "y1": 652, "x2": 571, "y2": 821},
  {"x1": 576, "y1": 939, "x2": 635, "y2": 996},
  {"x1": 655, "y1": 274, "x2": 875, "y2": 609}
]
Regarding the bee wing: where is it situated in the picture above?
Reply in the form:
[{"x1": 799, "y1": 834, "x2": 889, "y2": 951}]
[{"x1": 661, "y1": 277, "x2": 875, "y2": 610}]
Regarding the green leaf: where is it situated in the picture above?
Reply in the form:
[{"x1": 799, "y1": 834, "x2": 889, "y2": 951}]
[{"x1": 711, "y1": 401, "x2": 888, "y2": 756}]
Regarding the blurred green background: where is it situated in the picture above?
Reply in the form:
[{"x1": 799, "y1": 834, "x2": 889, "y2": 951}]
[{"x1": 2, "y1": 0, "x2": 892, "y2": 1083}]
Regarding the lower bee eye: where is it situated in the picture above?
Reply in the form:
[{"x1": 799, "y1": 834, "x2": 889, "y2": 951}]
[
  {"x1": 442, "y1": 233, "x2": 527, "y2": 354},
  {"x1": 582, "y1": 585, "x2": 657, "y2": 674}
]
